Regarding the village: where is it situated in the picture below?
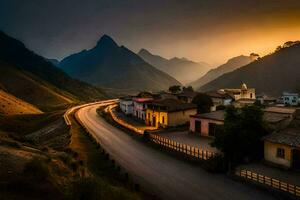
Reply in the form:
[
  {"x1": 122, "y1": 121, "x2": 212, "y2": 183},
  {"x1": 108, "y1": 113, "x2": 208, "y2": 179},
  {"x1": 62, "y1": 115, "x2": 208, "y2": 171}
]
[{"x1": 112, "y1": 83, "x2": 300, "y2": 197}]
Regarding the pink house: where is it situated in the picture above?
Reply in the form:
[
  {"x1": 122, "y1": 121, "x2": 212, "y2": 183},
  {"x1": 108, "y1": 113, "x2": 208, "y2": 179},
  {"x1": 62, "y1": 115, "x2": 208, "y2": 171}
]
[
  {"x1": 133, "y1": 97, "x2": 153, "y2": 120},
  {"x1": 190, "y1": 111, "x2": 224, "y2": 137}
]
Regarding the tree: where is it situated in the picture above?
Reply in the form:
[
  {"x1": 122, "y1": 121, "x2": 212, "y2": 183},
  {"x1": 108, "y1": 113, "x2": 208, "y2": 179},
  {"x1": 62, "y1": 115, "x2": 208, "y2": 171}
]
[
  {"x1": 182, "y1": 86, "x2": 194, "y2": 92},
  {"x1": 192, "y1": 93, "x2": 213, "y2": 114},
  {"x1": 211, "y1": 105, "x2": 268, "y2": 169},
  {"x1": 168, "y1": 85, "x2": 181, "y2": 93}
]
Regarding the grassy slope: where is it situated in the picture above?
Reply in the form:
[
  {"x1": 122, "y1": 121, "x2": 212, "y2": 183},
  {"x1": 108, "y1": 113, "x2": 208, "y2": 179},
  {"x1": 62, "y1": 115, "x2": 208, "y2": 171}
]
[
  {"x1": 68, "y1": 113, "x2": 143, "y2": 200},
  {"x1": 0, "y1": 61, "x2": 76, "y2": 111},
  {"x1": 0, "y1": 89, "x2": 42, "y2": 115},
  {"x1": 0, "y1": 31, "x2": 107, "y2": 109}
]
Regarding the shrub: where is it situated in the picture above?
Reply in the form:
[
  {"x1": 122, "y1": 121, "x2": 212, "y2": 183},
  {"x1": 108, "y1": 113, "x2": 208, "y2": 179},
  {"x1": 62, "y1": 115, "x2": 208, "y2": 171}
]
[
  {"x1": 69, "y1": 178, "x2": 102, "y2": 200},
  {"x1": 203, "y1": 155, "x2": 227, "y2": 173},
  {"x1": 23, "y1": 158, "x2": 50, "y2": 181}
]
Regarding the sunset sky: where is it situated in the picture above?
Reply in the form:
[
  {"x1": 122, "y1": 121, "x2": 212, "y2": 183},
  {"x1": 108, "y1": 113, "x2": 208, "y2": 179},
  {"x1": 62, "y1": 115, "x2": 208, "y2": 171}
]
[{"x1": 1, "y1": 0, "x2": 300, "y2": 66}]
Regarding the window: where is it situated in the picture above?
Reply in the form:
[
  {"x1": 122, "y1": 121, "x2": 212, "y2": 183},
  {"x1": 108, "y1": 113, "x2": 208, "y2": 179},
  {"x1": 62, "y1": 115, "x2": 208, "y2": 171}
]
[
  {"x1": 250, "y1": 93, "x2": 253, "y2": 98},
  {"x1": 162, "y1": 116, "x2": 165, "y2": 124},
  {"x1": 276, "y1": 148, "x2": 285, "y2": 159}
]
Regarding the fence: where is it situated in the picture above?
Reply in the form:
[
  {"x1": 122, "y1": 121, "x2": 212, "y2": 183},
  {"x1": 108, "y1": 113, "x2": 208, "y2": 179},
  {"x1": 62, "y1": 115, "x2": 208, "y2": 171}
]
[
  {"x1": 235, "y1": 169, "x2": 300, "y2": 198},
  {"x1": 107, "y1": 105, "x2": 144, "y2": 135},
  {"x1": 148, "y1": 133, "x2": 217, "y2": 160}
]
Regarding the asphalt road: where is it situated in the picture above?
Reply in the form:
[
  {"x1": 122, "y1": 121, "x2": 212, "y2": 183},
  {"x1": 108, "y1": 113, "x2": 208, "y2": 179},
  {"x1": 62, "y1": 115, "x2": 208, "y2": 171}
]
[{"x1": 77, "y1": 103, "x2": 276, "y2": 200}]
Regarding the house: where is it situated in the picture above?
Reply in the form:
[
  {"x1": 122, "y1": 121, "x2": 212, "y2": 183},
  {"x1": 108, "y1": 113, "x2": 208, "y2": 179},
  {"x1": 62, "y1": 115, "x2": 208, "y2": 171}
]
[
  {"x1": 190, "y1": 108, "x2": 294, "y2": 137},
  {"x1": 133, "y1": 97, "x2": 153, "y2": 121},
  {"x1": 256, "y1": 94, "x2": 277, "y2": 105},
  {"x1": 206, "y1": 91, "x2": 233, "y2": 111},
  {"x1": 146, "y1": 99, "x2": 197, "y2": 128},
  {"x1": 176, "y1": 91, "x2": 199, "y2": 103},
  {"x1": 279, "y1": 92, "x2": 299, "y2": 106},
  {"x1": 220, "y1": 83, "x2": 256, "y2": 101},
  {"x1": 190, "y1": 111, "x2": 224, "y2": 137},
  {"x1": 119, "y1": 96, "x2": 134, "y2": 115},
  {"x1": 263, "y1": 128, "x2": 300, "y2": 169}
]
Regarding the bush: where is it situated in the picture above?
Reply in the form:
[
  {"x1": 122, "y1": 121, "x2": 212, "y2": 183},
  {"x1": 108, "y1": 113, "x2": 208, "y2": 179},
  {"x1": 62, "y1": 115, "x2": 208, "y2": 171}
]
[
  {"x1": 216, "y1": 105, "x2": 226, "y2": 111},
  {"x1": 69, "y1": 178, "x2": 102, "y2": 200},
  {"x1": 203, "y1": 155, "x2": 227, "y2": 173},
  {"x1": 23, "y1": 158, "x2": 50, "y2": 181}
]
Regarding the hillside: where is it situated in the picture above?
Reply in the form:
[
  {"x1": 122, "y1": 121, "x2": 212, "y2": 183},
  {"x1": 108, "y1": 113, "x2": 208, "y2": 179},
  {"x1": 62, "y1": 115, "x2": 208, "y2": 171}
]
[
  {"x1": 191, "y1": 55, "x2": 254, "y2": 89},
  {"x1": 0, "y1": 89, "x2": 42, "y2": 115},
  {"x1": 0, "y1": 31, "x2": 106, "y2": 111},
  {"x1": 200, "y1": 44, "x2": 300, "y2": 96},
  {"x1": 0, "y1": 61, "x2": 76, "y2": 111},
  {"x1": 60, "y1": 35, "x2": 180, "y2": 92},
  {"x1": 138, "y1": 49, "x2": 210, "y2": 84}
]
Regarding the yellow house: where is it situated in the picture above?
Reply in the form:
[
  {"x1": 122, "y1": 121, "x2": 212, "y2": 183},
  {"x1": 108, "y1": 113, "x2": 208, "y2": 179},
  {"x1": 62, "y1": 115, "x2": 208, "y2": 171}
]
[
  {"x1": 263, "y1": 128, "x2": 300, "y2": 169},
  {"x1": 146, "y1": 99, "x2": 197, "y2": 128}
]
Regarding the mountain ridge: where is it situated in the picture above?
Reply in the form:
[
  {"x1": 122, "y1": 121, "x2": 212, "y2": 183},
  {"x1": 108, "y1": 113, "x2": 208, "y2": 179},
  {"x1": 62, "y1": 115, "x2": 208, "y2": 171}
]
[
  {"x1": 137, "y1": 48, "x2": 210, "y2": 84},
  {"x1": 60, "y1": 35, "x2": 180, "y2": 92},
  {"x1": 199, "y1": 44, "x2": 300, "y2": 96},
  {"x1": 191, "y1": 55, "x2": 254, "y2": 89}
]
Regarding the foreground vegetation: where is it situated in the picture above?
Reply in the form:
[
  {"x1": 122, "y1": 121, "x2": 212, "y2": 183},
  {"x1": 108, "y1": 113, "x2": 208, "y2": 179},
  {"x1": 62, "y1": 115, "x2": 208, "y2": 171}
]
[{"x1": 0, "y1": 105, "x2": 154, "y2": 200}]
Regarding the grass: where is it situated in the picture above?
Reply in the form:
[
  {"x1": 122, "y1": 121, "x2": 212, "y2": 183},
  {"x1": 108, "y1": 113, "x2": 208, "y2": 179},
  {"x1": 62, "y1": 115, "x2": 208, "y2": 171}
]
[
  {"x1": 0, "y1": 110, "x2": 65, "y2": 135},
  {"x1": 68, "y1": 111, "x2": 157, "y2": 200}
]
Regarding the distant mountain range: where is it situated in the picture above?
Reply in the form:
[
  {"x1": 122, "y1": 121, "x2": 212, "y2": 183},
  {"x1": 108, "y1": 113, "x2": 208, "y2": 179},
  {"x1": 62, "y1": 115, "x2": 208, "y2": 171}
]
[
  {"x1": 59, "y1": 35, "x2": 180, "y2": 92},
  {"x1": 0, "y1": 31, "x2": 106, "y2": 112},
  {"x1": 138, "y1": 49, "x2": 210, "y2": 84},
  {"x1": 191, "y1": 55, "x2": 255, "y2": 90},
  {"x1": 200, "y1": 43, "x2": 300, "y2": 96}
]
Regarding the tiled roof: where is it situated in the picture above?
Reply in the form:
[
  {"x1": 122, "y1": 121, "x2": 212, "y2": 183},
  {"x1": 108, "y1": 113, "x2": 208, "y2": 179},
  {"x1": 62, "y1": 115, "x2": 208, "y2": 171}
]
[
  {"x1": 263, "y1": 106, "x2": 296, "y2": 114},
  {"x1": 191, "y1": 110, "x2": 225, "y2": 121},
  {"x1": 191, "y1": 110, "x2": 289, "y2": 123},
  {"x1": 264, "y1": 128, "x2": 300, "y2": 147},
  {"x1": 148, "y1": 98, "x2": 197, "y2": 112},
  {"x1": 206, "y1": 91, "x2": 233, "y2": 99}
]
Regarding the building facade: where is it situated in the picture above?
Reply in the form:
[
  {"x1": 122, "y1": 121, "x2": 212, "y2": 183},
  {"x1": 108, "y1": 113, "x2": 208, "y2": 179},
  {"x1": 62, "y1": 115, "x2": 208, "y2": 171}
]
[
  {"x1": 146, "y1": 99, "x2": 197, "y2": 128},
  {"x1": 190, "y1": 111, "x2": 224, "y2": 137},
  {"x1": 263, "y1": 128, "x2": 300, "y2": 169},
  {"x1": 133, "y1": 98, "x2": 153, "y2": 121},
  {"x1": 280, "y1": 92, "x2": 299, "y2": 106},
  {"x1": 119, "y1": 97, "x2": 134, "y2": 115},
  {"x1": 221, "y1": 83, "x2": 256, "y2": 101}
]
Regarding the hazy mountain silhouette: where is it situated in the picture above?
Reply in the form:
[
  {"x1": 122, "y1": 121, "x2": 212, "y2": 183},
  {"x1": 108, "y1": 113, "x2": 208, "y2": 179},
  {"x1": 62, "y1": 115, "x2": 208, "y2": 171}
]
[
  {"x1": 138, "y1": 49, "x2": 210, "y2": 84},
  {"x1": 191, "y1": 55, "x2": 254, "y2": 89},
  {"x1": 60, "y1": 35, "x2": 180, "y2": 92},
  {"x1": 200, "y1": 44, "x2": 300, "y2": 96},
  {"x1": 0, "y1": 31, "x2": 106, "y2": 111}
]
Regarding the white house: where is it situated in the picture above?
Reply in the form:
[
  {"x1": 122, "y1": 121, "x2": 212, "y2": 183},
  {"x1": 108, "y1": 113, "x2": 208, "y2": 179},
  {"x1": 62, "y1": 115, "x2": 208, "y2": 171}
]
[
  {"x1": 119, "y1": 97, "x2": 134, "y2": 115},
  {"x1": 280, "y1": 92, "x2": 299, "y2": 106}
]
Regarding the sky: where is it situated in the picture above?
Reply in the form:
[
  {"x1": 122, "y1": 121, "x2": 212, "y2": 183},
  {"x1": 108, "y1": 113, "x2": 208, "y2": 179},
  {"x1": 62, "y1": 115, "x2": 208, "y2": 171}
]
[{"x1": 0, "y1": 0, "x2": 300, "y2": 66}]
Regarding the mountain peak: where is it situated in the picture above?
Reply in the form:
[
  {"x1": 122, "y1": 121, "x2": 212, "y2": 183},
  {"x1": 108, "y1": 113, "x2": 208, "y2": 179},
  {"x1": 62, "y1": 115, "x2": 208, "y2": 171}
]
[
  {"x1": 96, "y1": 34, "x2": 118, "y2": 47},
  {"x1": 138, "y1": 48, "x2": 152, "y2": 56}
]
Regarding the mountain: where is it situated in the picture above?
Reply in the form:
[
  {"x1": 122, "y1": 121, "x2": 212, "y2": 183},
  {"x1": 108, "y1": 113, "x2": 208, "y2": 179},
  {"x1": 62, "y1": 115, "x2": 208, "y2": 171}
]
[
  {"x1": 46, "y1": 58, "x2": 60, "y2": 66},
  {"x1": 0, "y1": 31, "x2": 106, "y2": 111},
  {"x1": 199, "y1": 44, "x2": 300, "y2": 96},
  {"x1": 138, "y1": 49, "x2": 210, "y2": 84},
  {"x1": 191, "y1": 55, "x2": 254, "y2": 90},
  {"x1": 60, "y1": 35, "x2": 180, "y2": 92}
]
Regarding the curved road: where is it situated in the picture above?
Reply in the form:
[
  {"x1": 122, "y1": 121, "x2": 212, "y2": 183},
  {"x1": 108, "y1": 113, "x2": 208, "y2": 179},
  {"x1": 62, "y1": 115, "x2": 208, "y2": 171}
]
[{"x1": 77, "y1": 103, "x2": 276, "y2": 200}]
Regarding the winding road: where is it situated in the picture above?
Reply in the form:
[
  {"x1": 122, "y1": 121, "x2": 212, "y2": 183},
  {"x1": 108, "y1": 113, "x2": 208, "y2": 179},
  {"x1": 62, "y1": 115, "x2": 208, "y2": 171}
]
[{"x1": 76, "y1": 103, "x2": 276, "y2": 200}]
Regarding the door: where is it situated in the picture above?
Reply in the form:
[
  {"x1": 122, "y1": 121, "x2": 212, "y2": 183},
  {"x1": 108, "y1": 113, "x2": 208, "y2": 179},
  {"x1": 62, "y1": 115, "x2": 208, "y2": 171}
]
[
  {"x1": 292, "y1": 149, "x2": 300, "y2": 170},
  {"x1": 152, "y1": 116, "x2": 156, "y2": 127},
  {"x1": 208, "y1": 123, "x2": 217, "y2": 137},
  {"x1": 195, "y1": 120, "x2": 201, "y2": 134}
]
